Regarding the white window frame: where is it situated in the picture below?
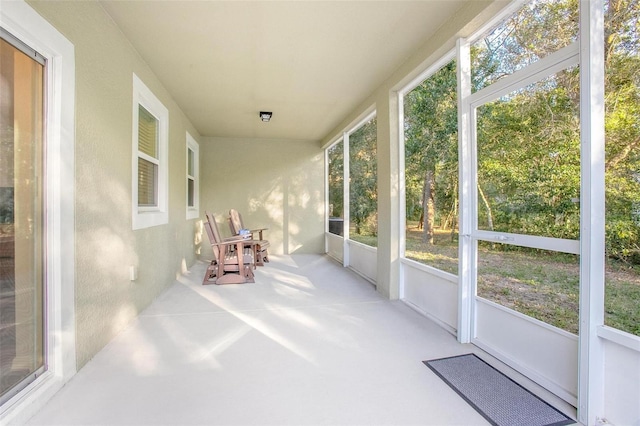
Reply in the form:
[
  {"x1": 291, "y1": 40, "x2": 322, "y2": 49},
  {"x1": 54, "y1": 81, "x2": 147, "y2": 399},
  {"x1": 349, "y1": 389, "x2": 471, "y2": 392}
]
[
  {"x1": 186, "y1": 132, "x2": 199, "y2": 220},
  {"x1": 345, "y1": 109, "x2": 377, "y2": 252},
  {"x1": 457, "y1": 1, "x2": 608, "y2": 423},
  {"x1": 0, "y1": 1, "x2": 76, "y2": 424},
  {"x1": 468, "y1": 42, "x2": 580, "y2": 252},
  {"x1": 132, "y1": 74, "x2": 169, "y2": 230},
  {"x1": 397, "y1": 51, "x2": 457, "y2": 271}
]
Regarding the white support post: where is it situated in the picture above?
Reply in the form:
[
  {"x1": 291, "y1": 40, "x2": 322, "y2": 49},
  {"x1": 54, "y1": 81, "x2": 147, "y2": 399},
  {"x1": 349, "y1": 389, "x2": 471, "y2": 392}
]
[
  {"x1": 457, "y1": 37, "x2": 473, "y2": 343},
  {"x1": 324, "y1": 147, "x2": 329, "y2": 254},
  {"x1": 398, "y1": 91, "x2": 406, "y2": 299},
  {"x1": 343, "y1": 131, "x2": 350, "y2": 267},
  {"x1": 578, "y1": 0, "x2": 606, "y2": 424}
]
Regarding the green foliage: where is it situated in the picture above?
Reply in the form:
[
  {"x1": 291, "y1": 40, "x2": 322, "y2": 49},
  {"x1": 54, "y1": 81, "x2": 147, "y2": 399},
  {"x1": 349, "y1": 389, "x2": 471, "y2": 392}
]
[
  {"x1": 603, "y1": 0, "x2": 640, "y2": 262},
  {"x1": 476, "y1": 71, "x2": 581, "y2": 239},
  {"x1": 349, "y1": 117, "x2": 378, "y2": 237},
  {"x1": 404, "y1": 60, "x2": 458, "y2": 230},
  {"x1": 327, "y1": 141, "x2": 344, "y2": 218},
  {"x1": 402, "y1": 0, "x2": 640, "y2": 335},
  {"x1": 472, "y1": 0, "x2": 578, "y2": 92},
  {"x1": 471, "y1": 0, "x2": 640, "y2": 264}
]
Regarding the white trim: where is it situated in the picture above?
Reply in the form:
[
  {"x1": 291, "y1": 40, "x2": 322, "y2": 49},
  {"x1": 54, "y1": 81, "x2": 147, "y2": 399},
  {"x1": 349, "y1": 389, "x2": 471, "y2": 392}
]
[
  {"x1": 472, "y1": 231, "x2": 580, "y2": 255},
  {"x1": 400, "y1": 257, "x2": 458, "y2": 283},
  {"x1": 346, "y1": 109, "x2": 377, "y2": 137},
  {"x1": 0, "y1": 1, "x2": 76, "y2": 424},
  {"x1": 186, "y1": 132, "x2": 199, "y2": 220},
  {"x1": 464, "y1": 4, "x2": 587, "y2": 407},
  {"x1": 346, "y1": 266, "x2": 377, "y2": 286},
  {"x1": 397, "y1": 90, "x2": 406, "y2": 299},
  {"x1": 578, "y1": 0, "x2": 606, "y2": 423},
  {"x1": 345, "y1": 110, "x2": 378, "y2": 256},
  {"x1": 398, "y1": 50, "x2": 456, "y2": 97},
  {"x1": 322, "y1": 133, "x2": 345, "y2": 151},
  {"x1": 346, "y1": 238, "x2": 378, "y2": 253},
  {"x1": 477, "y1": 297, "x2": 579, "y2": 340},
  {"x1": 322, "y1": 104, "x2": 376, "y2": 151},
  {"x1": 469, "y1": 42, "x2": 580, "y2": 108},
  {"x1": 324, "y1": 147, "x2": 329, "y2": 253},
  {"x1": 343, "y1": 131, "x2": 350, "y2": 267},
  {"x1": 132, "y1": 74, "x2": 169, "y2": 230},
  {"x1": 464, "y1": 0, "x2": 528, "y2": 46},
  {"x1": 397, "y1": 51, "x2": 458, "y2": 280},
  {"x1": 597, "y1": 326, "x2": 640, "y2": 352},
  {"x1": 457, "y1": 37, "x2": 474, "y2": 344},
  {"x1": 473, "y1": 299, "x2": 579, "y2": 406},
  {"x1": 324, "y1": 104, "x2": 377, "y2": 269},
  {"x1": 325, "y1": 136, "x2": 347, "y2": 264},
  {"x1": 401, "y1": 299, "x2": 457, "y2": 337}
]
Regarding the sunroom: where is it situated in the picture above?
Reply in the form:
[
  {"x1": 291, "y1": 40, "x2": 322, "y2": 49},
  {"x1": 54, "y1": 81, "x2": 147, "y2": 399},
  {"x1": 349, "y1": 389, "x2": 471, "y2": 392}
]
[{"x1": 0, "y1": 0, "x2": 638, "y2": 425}]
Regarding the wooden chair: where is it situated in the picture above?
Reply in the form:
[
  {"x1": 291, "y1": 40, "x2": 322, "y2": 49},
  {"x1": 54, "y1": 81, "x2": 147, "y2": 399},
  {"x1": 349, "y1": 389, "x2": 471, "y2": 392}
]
[
  {"x1": 228, "y1": 209, "x2": 270, "y2": 266},
  {"x1": 202, "y1": 212, "x2": 256, "y2": 285}
]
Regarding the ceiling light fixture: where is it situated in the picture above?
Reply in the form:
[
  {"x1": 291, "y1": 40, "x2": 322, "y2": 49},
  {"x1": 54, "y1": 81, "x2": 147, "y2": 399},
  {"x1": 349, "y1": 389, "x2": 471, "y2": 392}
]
[{"x1": 259, "y1": 111, "x2": 272, "y2": 122}]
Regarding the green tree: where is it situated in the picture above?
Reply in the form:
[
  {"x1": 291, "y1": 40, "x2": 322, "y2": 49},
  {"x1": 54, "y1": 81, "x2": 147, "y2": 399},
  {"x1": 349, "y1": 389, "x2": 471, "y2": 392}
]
[
  {"x1": 404, "y1": 61, "x2": 458, "y2": 243},
  {"x1": 475, "y1": 73, "x2": 581, "y2": 239},
  {"x1": 603, "y1": 0, "x2": 640, "y2": 262},
  {"x1": 349, "y1": 117, "x2": 377, "y2": 236},
  {"x1": 472, "y1": 0, "x2": 582, "y2": 241},
  {"x1": 328, "y1": 141, "x2": 344, "y2": 219},
  {"x1": 471, "y1": 0, "x2": 640, "y2": 264}
]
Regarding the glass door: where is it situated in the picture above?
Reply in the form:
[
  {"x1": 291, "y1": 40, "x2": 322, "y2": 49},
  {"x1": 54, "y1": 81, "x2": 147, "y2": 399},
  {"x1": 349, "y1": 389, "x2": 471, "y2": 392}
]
[{"x1": 0, "y1": 31, "x2": 46, "y2": 406}]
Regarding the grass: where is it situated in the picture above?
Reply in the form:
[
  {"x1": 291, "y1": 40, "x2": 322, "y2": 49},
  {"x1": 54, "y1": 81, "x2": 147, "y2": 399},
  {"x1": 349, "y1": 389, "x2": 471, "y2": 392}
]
[
  {"x1": 403, "y1": 222, "x2": 640, "y2": 336},
  {"x1": 349, "y1": 233, "x2": 378, "y2": 247}
]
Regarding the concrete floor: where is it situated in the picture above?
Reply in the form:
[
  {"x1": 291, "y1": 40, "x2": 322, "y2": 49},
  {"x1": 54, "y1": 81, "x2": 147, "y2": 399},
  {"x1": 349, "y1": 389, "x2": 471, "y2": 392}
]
[{"x1": 26, "y1": 255, "x2": 571, "y2": 425}]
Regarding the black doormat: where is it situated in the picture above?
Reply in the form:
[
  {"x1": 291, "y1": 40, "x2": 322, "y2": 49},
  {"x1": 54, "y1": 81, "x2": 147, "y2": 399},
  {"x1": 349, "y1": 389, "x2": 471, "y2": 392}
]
[{"x1": 424, "y1": 354, "x2": 575, "y2": 426}]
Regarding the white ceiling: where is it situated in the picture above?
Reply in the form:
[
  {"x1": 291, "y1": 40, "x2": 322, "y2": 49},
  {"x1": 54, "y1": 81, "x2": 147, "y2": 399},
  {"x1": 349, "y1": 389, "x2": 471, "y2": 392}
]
[{"x1": 100, "y1": 1, "x2": 467, "y2": 141}]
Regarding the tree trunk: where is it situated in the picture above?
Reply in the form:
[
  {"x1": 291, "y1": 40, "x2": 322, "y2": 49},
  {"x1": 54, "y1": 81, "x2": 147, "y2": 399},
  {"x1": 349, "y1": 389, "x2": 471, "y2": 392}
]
[
  {"x1": 422, "y1": 170, "x2": 435, "y2": 244},
  {"x1": 477, "y1": 184, "x2": 494, "y2": 231},
  {"x1": 450, "y1": 185, "x2": 458, "y2": 242},
  {"x1": 442, "y1": 185, "x2": 458, "y2": 231}
]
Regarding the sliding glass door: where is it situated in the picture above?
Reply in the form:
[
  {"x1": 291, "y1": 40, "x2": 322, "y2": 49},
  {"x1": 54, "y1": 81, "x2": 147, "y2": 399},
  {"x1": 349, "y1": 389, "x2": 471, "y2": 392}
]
[{"x1": 0, "y1": 31, "x2": 46, "y2": 406}]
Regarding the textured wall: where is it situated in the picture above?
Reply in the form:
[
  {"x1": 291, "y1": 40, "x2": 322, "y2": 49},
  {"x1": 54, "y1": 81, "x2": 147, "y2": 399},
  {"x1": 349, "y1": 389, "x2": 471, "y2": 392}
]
[
  {"x1": 28, "y1": 0, "x2": 202, "y2": 368},
  {"x1": 200, "y1": 137, "x2": 325, "y2": 256}
]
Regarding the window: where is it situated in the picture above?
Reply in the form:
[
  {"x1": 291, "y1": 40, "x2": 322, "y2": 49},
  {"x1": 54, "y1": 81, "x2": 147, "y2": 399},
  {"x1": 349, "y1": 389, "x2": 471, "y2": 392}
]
[
  {"x1": 132, "y1": 74, "x2": 168, "y2": 230},
  {"x1": 604, "y1": 0, "x2": 640, "y2": 336},
  {"x1": 468, "y1": 0, "x2": 581, "y2": 333},
  {"x1": 186, "y1": 132, "x2": 199, "y2": 220},
  {"x1": 471, "y1": 0, "x2": 578, "y2": 93},
  {"x1": 349, "y1": 114, "x2": 377, "y2": 247},
  {"x1": 327, "y1": 139, "x2": 344, "y2": 236},
  {"x1": 402, "y1": 59, "x2": 459, "y2": 274},
  {"x1": 475, "y1": 68, "x2": 581, "y2": 240}
]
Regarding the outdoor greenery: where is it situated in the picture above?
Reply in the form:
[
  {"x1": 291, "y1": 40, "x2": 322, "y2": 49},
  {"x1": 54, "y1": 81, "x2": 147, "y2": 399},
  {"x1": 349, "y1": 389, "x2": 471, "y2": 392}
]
[
  {"x1": 404, "y1": 61, "x2": 458, "y2": 245},
  {"x1": 328, "y1": 118, "x2": 378, "y2": 245},
  {"x1": 349, "y1": 117, "x2": 378, "y2": 244},
  {"x1": 402, "y1": 0, "x2": 639, "y2": 336},
  {"x1": 405, "y1": 225, "x2": 639, "y2": 336},
  {"x1": 327, "y1": 141, "x2": 344, "y2": 220},
  {"x1": 328, "y1": 0, "x2": 639, "y2": 336}
]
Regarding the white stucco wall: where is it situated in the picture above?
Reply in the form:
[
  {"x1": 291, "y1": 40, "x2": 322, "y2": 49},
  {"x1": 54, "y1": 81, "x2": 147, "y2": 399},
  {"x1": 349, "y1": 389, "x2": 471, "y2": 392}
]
[
  {"x1": 28, "y1": 0, "x2": 203, "y2": 368},
  {"x1": 200, "y1": 137, "x2": 325, "y2": 257}
]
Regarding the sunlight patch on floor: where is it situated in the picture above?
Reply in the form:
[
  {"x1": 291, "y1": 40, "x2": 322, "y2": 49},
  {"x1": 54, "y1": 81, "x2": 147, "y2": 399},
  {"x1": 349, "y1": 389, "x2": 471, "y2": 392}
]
[{"x1": 181, "y1": 280, "x2": 319, "y2": 366}]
